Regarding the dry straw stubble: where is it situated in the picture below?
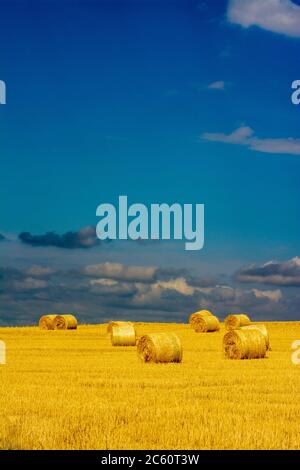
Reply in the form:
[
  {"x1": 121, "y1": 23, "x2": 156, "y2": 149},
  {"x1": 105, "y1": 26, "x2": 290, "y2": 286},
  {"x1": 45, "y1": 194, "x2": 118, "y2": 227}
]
[{"x1": 137, "y1": 332, "x2": 183, "y2": 363}]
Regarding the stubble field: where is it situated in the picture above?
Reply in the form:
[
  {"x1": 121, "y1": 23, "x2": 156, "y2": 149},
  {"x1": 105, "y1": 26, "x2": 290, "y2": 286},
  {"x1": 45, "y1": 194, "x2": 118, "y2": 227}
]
[{"x1": 0, "y1": 321, "x2": 299, "y2": 450}]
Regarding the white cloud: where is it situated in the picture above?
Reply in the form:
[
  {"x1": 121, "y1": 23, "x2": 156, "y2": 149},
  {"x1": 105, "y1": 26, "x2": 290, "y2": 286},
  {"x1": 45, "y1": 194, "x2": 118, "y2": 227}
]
[
  {"x1": 13, "y1": 277, "x2": 48, "y2": 292},
  {"x1": 251, "y1": 138, "x2": 300, "y2": 155},
  {"x1": 202, "y1": 125, "x2": 300, "y2": 156},
  {"x1": 155, "y1": 278, "x2": 195, "y2": 296},
  {"x1": 89, "y1": 278, "x2": 137, "y2": 296},
  {"x1": 25, "y1": 265, "x2": 57, "y2": 277},
  {"x1": 228, "y1": 0, "x2": 300, "y2": 38},
  {"x1": 202, "y1": 126, "x2": 254, "y2": 144},
  {"x1": 252, "y1": 288, "x2": 282, "y2": 302},
  {"x1": 90, "y1": 278, "x2": 118, "y2": 287},
  {"x1": 81, "y1": 262, "x2": 157, "y2": 282},
  {"x1": 207, "y1": 81, "x2": 226, "y2": 90}
]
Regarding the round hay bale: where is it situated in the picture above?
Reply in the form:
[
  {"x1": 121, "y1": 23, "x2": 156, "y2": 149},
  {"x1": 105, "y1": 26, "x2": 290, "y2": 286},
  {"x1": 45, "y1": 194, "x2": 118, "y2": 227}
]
[
  {"x1": 241, "y1": 324, "x2": 270, "y2": 350},
  {"x1": 107, "y1": 321, "x2": 133, "y2": 334},
  {"x1": 111, "y1": 324, "x2": 136, "y2": 346},
  {"x1": 38, "y1": 315, "x2": 57, "y2": 330},
  {"x1": 189, "y1": 310, "x2": 213, "y2": 328},
  {"x1": 137, "y1": 332, "x2": 182, "y2": 363},
  {"x1": 225, "y1": 314, "x2": 251, "y2": 330},
  {"x1": 223, "y1": 329, "x2": 267, "y2": 359},
  {"x1": 53, "y1": 315, "x2": 78, "y2": 330},
  {"x1": 191, "y1": 314, "x2": 220, "y2": 333}
]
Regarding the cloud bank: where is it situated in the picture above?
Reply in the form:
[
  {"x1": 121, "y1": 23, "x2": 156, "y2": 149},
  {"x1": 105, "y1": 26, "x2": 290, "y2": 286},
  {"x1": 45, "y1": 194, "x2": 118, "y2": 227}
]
[
  {"x1": 236, "y1": 257, "x2": 300, "y2": 286},
  {"x1": 0, "y1": 260, "x2": 293, "y2": 326}
]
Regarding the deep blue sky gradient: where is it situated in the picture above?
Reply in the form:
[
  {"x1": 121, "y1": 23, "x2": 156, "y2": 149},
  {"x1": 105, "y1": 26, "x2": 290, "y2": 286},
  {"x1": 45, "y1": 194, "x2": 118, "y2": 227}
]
[
  {"x1": 0, "y1": 1, "x2": 300, "y2": 258},
  {"x1": 0, "y1": 0, "x2": 299, "y2": 268}
]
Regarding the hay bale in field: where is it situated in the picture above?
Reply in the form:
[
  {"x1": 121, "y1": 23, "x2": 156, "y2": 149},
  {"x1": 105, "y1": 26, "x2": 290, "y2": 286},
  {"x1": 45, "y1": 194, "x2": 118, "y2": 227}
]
[
  {"x1": 38, "y1": 315, "x2": 57, "y2": 330},
  {"x1": 53, "y1": 314, "x2": 78, "y2": 330},
  {"x1": 106, "y1": 321, "x2": 133, "y2": 334},
  {"x1": 225, "y1": 314, "x2": 251, "y2": 330},
  {"x1": 189, "y1": 310, "x2": 213, "y2": 328},
  {"x1": 137, "y1": 332, "x2": 182, "y2": 363},
  {"x1": 111, "y1": 324, "x2": 136, "y2": 346},
  {"x1": 190, "y1": 314, "x2": 220, "y2": 333},
  {"x1": 241, "y1": 324, "x2": 270, "y2": 350},
  {"x1": 223, "y1": 329, "x2": 266, "y2": 359}
]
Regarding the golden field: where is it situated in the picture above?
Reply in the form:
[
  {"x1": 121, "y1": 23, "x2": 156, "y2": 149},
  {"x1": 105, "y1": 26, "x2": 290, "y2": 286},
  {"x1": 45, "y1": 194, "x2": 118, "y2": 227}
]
[{"x1": 0, "y1": 321, "x2": 300, "y2": 450}]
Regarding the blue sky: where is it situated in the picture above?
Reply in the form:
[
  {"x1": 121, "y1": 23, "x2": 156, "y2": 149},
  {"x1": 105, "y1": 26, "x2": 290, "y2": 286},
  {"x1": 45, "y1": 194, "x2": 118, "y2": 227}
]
[{"x1": 0, "y1": 0, "x2": 300, "y2": 324}]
